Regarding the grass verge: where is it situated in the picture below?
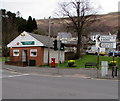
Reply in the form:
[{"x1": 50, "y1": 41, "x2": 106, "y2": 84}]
[
  {"x1": 59, "y1": 55, "x2": 119, "y2": 68},
  {"x1": 0, "y1": 57, "x2": 10, "y2": 62}
]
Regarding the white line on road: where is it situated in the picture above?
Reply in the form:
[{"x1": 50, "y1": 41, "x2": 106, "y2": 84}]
[{"x1": 0, "y1": 74, "x2": 30, "y2": 79}]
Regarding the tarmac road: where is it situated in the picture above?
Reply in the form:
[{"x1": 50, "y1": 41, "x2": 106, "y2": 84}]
[{"x1": 2, "y1": 70, "x2": 118, "y2": 99}]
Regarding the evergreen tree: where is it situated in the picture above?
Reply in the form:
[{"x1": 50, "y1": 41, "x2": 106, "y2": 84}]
[
  {"x1": 1, "y1": 9, "x2": 38, "y2": 56},
  {"x1": 17, "y1": 17, "x2": 27, "y2": 33},
  {"x1": 33, "y1": 18, "x2": 37, "y2": 30},
  {"x1": 26, "y1": 16, "x2": 33, "y2": 32}
]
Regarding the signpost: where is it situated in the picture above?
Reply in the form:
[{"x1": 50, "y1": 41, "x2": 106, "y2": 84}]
[
  {"x1": 99, "y1": 42, "x2": 116, "y2": 48},
  {"x1": 96, "y1": 35, "x2": 116, "y2": 48},
  {"x1": 96, "y1": 35, "x2": 117, "y2": 78},
  {"x1": 98, "y1": 35, "x2": 116, "y2": 42}
]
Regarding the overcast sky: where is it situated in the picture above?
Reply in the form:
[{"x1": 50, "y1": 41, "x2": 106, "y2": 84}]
[{"x1": 1, "y1": 0, "x2": 119, "y2": 19}]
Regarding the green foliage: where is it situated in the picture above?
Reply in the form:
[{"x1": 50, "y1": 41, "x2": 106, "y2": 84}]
[{"x1": 0, "y1": 57, "x2": 10, "y2": 62}]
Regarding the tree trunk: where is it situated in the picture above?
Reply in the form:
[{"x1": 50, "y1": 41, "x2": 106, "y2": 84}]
[{"x1": 75, "y1": 29, "x2": 82, "y2": 59}]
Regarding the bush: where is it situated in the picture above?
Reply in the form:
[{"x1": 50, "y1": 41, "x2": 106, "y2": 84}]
[
  {"x1": 65, "y1": 52, "x2": 76, "y2": 60},
  {"x1": 68, "y1": 60, "x2": 75, "y2": 67}
]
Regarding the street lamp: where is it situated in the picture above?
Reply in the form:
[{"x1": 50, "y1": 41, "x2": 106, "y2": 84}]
[
  {"x1": 47, "y1": 16, "x2": 51, "y2": 66},
  {"x1": 47, "y1": 16, "x2": 54, "y2": 66}
]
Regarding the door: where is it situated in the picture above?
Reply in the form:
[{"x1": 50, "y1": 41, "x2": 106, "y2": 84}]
[{"x1": 22, "y1": 50, "x2": 27, "y2": 62}]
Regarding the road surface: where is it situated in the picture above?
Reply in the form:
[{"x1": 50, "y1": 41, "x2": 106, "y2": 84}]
[{"x1": 2, "y1": 69, "x2": 118, "y2": 99}]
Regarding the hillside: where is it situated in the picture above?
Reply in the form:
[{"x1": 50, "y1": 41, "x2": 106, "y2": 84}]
[{"x1": 36, "y1": 12, "x2": 119, "y2": 37}]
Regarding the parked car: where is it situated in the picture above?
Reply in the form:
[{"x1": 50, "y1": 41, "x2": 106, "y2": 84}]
[{"x1": 108, "y1": 50, "x2": 120, "y2": 57}]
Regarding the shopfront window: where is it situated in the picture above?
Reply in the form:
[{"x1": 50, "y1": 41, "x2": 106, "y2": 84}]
[
  {"x1": 13, "y1": 50, "x2": 19, "y2": 56},
  {"x1": 30, "y1": 49, "x2": 37, "y2": 57}
]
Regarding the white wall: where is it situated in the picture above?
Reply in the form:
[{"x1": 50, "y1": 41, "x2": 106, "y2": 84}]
[
  {"x1": 7, "y1": 31, "x2": 44, "y2": 47},
  {"x1": 44, "y1": 48, "x2": 65, "y2": 64}
]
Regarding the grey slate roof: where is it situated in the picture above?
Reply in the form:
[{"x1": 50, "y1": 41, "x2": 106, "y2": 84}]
[
  {"x1": 58, "y1": 32, "x2": 72, "y2": 39},
  {"x1": 29, "y1": 33, "x2": 53, "y2": 48}
]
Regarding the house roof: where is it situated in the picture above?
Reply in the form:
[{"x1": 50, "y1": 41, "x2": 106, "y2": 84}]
[
  {"x1": 29, "y1": 32, "x2": 53, "y2": 48},
  {"x1": 7, "y1": 31, "x2": 54, "y2": 48},
  {"x1": 57, "y1": 32, "x2": 72, "y2": 39}
]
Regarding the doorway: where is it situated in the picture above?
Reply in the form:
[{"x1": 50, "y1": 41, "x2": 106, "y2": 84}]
[{"x1": 22, "y1": 50, "x2": 28, "y2": 63}]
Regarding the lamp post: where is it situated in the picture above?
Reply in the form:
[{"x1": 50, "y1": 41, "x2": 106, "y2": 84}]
[
  {"x1": 47, "y1": 16, "x2": 51, "y2": 66},
  {"x1": 57, "y1": 36, "x2": 61, "y2": 74}
]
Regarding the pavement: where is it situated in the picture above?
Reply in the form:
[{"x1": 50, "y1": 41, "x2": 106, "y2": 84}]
[{"x1": 2, "y1": 62, "x2": 119, "y2": 80}]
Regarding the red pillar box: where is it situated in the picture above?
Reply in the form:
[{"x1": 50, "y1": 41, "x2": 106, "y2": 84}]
[{"x1": 51, "y1": 58, "x2": 55, "y2": 67}]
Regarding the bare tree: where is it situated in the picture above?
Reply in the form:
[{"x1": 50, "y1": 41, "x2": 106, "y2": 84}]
[{"x1": 57, "y1": 0, "x2": 97, "y2": 59}]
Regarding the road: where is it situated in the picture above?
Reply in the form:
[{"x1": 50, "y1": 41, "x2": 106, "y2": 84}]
[{"x1": 2, "y1": 69, "x2": 118, "y2": 99}]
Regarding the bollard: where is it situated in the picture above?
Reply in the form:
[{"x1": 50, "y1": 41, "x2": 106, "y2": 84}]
[
  {"x1": 111, "y1": 66, "x2": 115, "y2": 78},
  {"x1": 108, "y1": 63, "x2": 116, "y2": 78},
  {"x1": 115, "y1": 66, "x2": 117, "y2": 77}
]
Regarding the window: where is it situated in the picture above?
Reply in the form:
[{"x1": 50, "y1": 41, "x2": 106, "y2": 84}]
[
  {"x1": 30, "y1": 49, "x2": 37, "y2": 57},
  {"x1": 13, "y1": 50, "x2": 19, "y2": 56}
]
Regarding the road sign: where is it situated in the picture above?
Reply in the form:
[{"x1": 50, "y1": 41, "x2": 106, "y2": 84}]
[
  {"x1": 96, "y1": 35, "x2": 116, "y2": 48},
  {"x1": 99, "y1": 42, "x2": 116, "y2": 48},
  {"x1": 98, "y1": 35, "x2": 116, "y2": 42}
]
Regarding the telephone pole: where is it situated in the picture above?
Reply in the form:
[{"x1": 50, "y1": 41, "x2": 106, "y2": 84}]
[{"x1": 48, "y1": 16, "x2": 51, "y2": 66}]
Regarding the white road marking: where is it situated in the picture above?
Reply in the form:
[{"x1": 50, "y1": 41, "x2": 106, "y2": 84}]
[{"x1": 0, "y1": 74, "x2": 30, "y2": 79}]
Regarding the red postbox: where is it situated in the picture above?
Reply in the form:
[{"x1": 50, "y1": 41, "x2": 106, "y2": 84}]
[{"x1": 51, "y1": 58, "x2": 55, "y2": 67}]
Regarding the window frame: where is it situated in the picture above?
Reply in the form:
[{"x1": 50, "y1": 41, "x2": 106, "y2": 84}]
[
  {"x1": 30, "y1": 49, "x2": 37, "y2": 57},
  {"x1": 13, "y1": 49, "x2": 19, "y2": 56}
]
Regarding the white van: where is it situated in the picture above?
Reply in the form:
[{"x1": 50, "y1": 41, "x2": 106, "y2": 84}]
[{"x1": 86, "y1": 46, "x2": 105, "y2": 55}]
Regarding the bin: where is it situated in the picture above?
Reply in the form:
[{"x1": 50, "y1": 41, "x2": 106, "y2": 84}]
[
  {"x1": 108, "y1": 62, "x2": 117, "y2": 77},
  {"x1": 29, "y1": 60, "x2": 36, "y2": 66},
  {"x1": 51, "y1": 58, "x2": 55, "y2": 67}
]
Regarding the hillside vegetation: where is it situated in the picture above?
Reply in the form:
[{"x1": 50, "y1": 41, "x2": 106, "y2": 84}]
[{"x1": 36, "y1": 12, "x2": 119, "y2": 37}]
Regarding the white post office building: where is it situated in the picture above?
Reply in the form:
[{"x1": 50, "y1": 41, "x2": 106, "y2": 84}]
[{"x1": 7, "y1": 31, "x2": 65, "y2": 66}]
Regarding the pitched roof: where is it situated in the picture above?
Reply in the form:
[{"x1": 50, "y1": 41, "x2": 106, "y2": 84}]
[
  {"x1": 29, "y1": 32, "x2": 53, "y2": 48},
  {"x1": 58, "y1": 32, "x2": 72, "y2": 39}
]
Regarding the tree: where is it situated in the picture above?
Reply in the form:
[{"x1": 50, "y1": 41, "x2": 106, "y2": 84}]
[
  {"x1": 17, "y1": 17, "x2": 27, "y2": 33},
  {"x1": 33, "y1": 18, "x2": 37, "y2": 30},
  {"x1": 1, "y1": 9, "x2": 38, "y2": 56},
  {"x1": 58, "y1": 0, "x2": 97, "y2": 59},
  {"x1": 2, "y1": 10, "x2": 18, "y2": 56},
  {"x1": 26, "y1": 16, "x2": 37, "y2": 32},
  {"x1": 26, "y1": 16, "x2": 33, "y2": 32},
  {"x1": 7, "y1": 11, "x2": 16, "y2": 19}
]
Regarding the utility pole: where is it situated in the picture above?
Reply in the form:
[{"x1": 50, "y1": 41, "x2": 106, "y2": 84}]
[
  {"x1": 97, "y1": 48, "x2": 100, "y2": 78},
  {"x1": 57, "y1": 36, "x2": 61, "y2": 74},
  {"x1": 48, "y1": 16, "x2": 51, "y2": 66}
]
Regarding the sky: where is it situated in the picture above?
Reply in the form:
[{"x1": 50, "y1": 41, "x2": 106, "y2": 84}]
[{"x1": 0, "y1": 0, "x2": 119, "y2": 20}]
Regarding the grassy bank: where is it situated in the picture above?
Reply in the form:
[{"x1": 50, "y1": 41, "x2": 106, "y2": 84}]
[
  {"x1": 0, "y1": 57, "x2": 10, "y2": 62},
  {"x1": 60, "y1": 55, "x2": 119, "y2": 68}
]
